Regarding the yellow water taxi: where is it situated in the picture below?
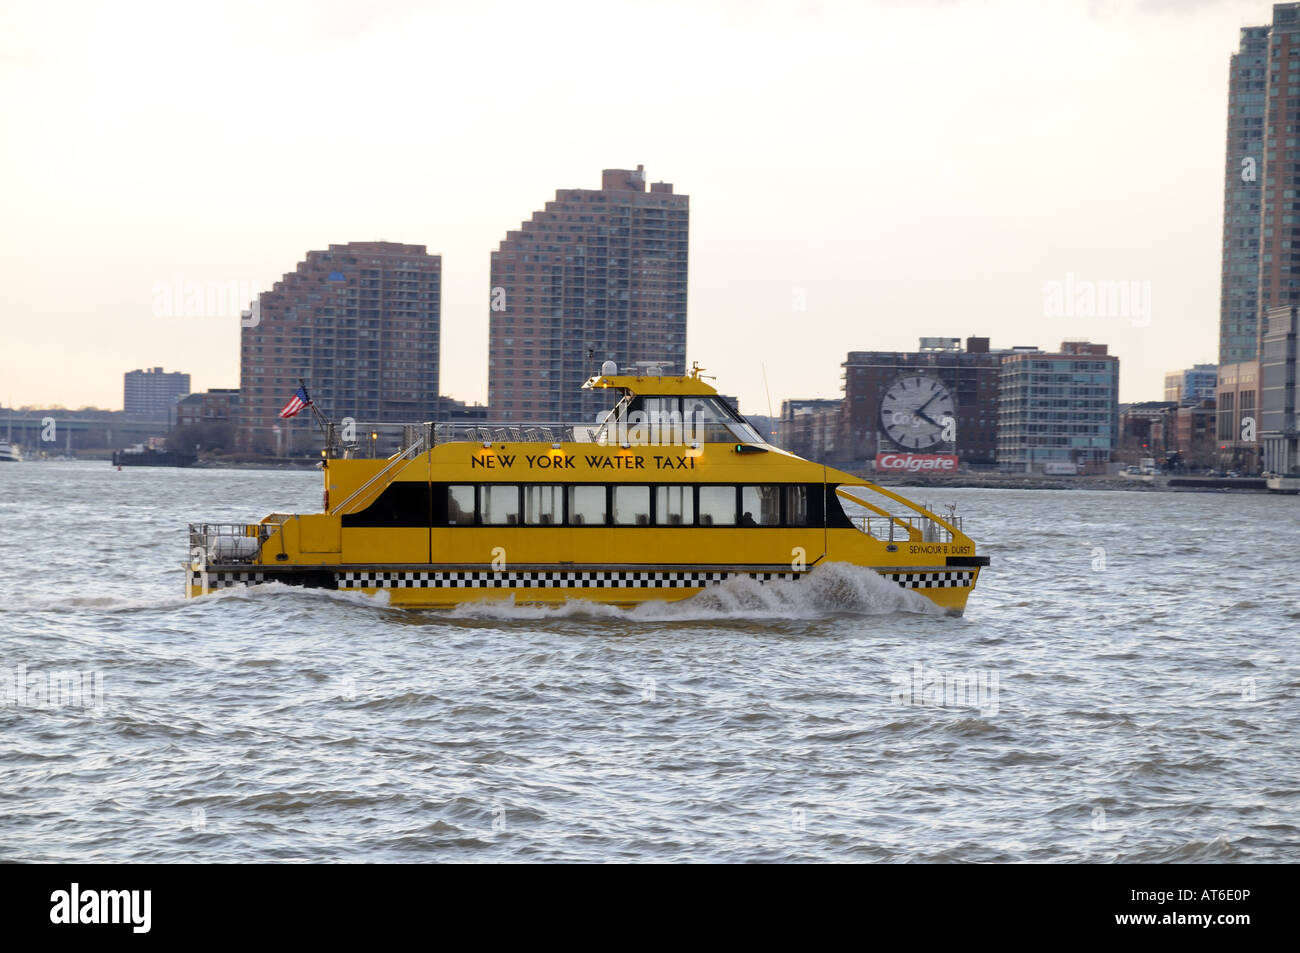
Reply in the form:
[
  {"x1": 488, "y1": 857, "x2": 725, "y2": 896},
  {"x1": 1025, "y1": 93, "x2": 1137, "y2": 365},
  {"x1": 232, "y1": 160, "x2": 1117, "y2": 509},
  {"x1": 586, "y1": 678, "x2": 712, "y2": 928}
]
[{"x1": 185, "y1": 364, "x2": 989, "y2": 614}]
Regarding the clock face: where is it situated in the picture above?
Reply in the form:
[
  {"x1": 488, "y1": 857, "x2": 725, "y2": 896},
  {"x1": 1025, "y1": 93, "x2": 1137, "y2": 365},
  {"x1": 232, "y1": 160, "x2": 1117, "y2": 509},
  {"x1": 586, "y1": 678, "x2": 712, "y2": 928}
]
[{"x1": 880, "y1": 376, "x2": 955, "y2": 450}]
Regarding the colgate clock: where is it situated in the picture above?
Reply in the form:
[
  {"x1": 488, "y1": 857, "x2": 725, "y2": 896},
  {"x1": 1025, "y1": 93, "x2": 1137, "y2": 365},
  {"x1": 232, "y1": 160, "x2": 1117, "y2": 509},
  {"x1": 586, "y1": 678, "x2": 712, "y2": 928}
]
[{"x1": 880, "y1": 376, "x2": 955, "y2": 450}]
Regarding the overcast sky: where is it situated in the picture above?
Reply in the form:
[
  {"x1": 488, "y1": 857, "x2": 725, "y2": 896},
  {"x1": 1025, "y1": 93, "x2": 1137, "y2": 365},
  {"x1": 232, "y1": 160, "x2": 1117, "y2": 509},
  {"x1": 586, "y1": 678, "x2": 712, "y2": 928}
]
[{"x1": 0, "y1": 0, "x2": 1270, "y2": 414}]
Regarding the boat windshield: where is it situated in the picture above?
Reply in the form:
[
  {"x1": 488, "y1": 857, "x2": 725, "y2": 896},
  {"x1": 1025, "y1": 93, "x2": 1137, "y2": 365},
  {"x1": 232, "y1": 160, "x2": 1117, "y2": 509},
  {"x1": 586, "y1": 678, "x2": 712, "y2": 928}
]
[{"x1": 601, "y1": 395, "x2": 765, "y2": 444}]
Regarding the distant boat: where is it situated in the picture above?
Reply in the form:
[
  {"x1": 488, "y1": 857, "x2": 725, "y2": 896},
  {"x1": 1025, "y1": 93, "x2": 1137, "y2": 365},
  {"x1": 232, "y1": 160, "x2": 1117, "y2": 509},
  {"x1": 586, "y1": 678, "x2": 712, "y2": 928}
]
[
  {"x1": 0, "y1": 441, "x2": 22, "y2": 463},
  {"x1": 112, "y1": 445, "x2": 196, "y2": 468}
]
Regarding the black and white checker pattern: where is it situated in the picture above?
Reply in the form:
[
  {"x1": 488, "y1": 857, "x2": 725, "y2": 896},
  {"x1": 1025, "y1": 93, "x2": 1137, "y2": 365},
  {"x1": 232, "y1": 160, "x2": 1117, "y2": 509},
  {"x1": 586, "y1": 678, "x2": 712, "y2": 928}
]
[
  {"x1": 886, "y1": 570, "x2": 973, "y2": 589},
  {"x1": 336, "y1": 569, "x2": 800, "y2": 589},
  {"x1": 190, "y1": 567, "x2": 976, "y2": 594},
  {"x1": 335, "y1": 568, "x2": 975, "y2": 591},
  {"x1": 190, "y1": 570, "x2": 265, "y2": 590}
]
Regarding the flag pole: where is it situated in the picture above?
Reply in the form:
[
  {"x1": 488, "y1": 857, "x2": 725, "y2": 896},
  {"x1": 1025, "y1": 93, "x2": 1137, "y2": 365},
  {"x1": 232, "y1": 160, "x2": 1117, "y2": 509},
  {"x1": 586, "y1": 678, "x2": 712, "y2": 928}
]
[
  {"x1": 298, "y1": 379, "x2": 336, "y2": 456},
  {"x1": 298, "y1": 379, "x2": 330, "y2": 430}
]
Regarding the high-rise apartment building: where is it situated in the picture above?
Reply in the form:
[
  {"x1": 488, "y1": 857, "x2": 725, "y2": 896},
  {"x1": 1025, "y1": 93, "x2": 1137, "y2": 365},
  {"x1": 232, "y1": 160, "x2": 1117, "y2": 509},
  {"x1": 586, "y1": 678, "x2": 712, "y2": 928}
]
[
  {"x1": 1163, "y1": 364, "x2": 1218, "y2": 405},
  {"x1": 1220, "y1": 23, "x2": 1268, "y2": 364},
  {"x1": 997, "y1": 341, "x2": 1119, "y2": 473},
  {"x1": 124, "y1": 366, "x2": 190, "y2": 418},
  {"x1": 487, "y1": 166, "x2": 689, "y2": 422},
  {"x1": 238, "y1": 241, "x2": 440, "y2": 453},
  {"x1": 1256, "y1": 5, "x2": 1300, "y2": 351}
]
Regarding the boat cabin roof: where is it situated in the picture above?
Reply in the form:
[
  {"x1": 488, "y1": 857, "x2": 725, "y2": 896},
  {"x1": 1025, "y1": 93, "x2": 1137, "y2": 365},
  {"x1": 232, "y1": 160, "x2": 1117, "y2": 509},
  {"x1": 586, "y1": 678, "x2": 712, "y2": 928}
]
[{"x1": 583, "y1": 367, "x2": 719, "y2": 397}]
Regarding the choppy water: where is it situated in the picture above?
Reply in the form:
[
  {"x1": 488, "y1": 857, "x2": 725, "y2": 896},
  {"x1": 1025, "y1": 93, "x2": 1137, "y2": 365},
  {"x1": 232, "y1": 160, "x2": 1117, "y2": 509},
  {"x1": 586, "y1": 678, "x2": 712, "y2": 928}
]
[{"x1": 1, "y1": 461, "x2": 1297, "y2": 862}]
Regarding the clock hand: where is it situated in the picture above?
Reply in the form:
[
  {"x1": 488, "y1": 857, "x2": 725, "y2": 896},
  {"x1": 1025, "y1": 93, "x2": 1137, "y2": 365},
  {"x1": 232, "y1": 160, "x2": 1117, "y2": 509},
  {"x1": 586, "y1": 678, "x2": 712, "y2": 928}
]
[{"x1": 915, "y1": 391, "x2": 940, "y2": 416}]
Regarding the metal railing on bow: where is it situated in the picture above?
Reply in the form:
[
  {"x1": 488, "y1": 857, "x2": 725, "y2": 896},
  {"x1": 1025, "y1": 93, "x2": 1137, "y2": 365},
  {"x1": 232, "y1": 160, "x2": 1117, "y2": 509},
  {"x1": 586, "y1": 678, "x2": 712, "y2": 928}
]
[{"x1": 330, "y1": 434, "x2": 427, "y2": 515}]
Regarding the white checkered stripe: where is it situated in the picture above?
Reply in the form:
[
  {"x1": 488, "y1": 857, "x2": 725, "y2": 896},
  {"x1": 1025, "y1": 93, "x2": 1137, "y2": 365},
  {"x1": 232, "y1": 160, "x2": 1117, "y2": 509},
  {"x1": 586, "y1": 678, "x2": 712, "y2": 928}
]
[
  {"x1": 192, "y1": 567, "x2": 975, "y2": 593},
  {"x1": 192, "y1": 571, "x2": 265, "y2": 590},
  {"x1": 337, "y1": 570, "x2": 800, "y2": 589},
  {"x1": 887, "y1": 570, "x2": 974, "y2": 589}
]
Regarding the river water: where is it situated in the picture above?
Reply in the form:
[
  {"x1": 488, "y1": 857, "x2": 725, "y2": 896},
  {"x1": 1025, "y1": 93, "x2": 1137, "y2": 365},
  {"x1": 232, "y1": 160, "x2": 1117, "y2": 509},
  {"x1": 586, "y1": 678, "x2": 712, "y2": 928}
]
[{"x1": 1, "y1": 461, "x2": 1296, "y2": 862}]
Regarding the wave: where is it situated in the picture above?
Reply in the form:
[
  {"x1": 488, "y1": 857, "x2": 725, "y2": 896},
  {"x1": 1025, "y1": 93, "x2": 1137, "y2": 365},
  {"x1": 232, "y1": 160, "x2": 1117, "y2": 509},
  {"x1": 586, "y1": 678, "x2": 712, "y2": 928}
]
[
  {"x1": 0, "y1": 580, "x2": 391, "y2": 614},
  {"x1": 0, "y1": 591, "x2": 194, "y2": 613},
  {"x1": 1, "y1": 563, "x2": 936, "y2": 623},
  {"x1": 445, "y1": 562, "x2": 943, "y2": 622}
]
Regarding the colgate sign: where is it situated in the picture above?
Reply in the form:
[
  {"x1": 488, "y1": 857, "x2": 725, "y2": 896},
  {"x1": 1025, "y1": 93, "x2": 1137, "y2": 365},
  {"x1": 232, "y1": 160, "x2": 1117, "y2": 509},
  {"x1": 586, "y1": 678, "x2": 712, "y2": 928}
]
[{"x1": 875, "y1": 453, "x2": 958, "y2": 473}]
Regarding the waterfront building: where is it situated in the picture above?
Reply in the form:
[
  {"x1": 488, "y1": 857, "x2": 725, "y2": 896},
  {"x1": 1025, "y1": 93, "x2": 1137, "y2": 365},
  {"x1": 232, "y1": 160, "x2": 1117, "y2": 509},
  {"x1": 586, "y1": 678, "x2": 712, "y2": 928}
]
[
  {"x1": 238, "y1": 241, "x2": 441, "y2": 453},
  {"x1": 1119, "y1": 401, "x2": 1178, "y2": 458},
  {"x1": 487, "y1": 166, "x2": 689, "y2": 422},
  {"x1": 1173, "y1": 401, "x2": 1220, "y2": 468},
  {"x1": 841, "y1": 336, "x2": 1006, "y2": 471},
  {"x1": 174, "y1": 389, "x2": 239, "y2": 453},
  {"x1": 1260, "y1": 304, "x2": 1300, "y2": 473},
  {"x1": 1215, "y1": 360, "x2": 1262, "y2": 470},
  {"x1": 124, "y1": 367, "x2": 190, "y2": 419},
  {"x1": 1163, "y1": 364, "x2": 1218, "y2": 405},
  {"x1": 997, "y1": 341, "x2": 1119, "y2": 474},
  {"x1": 777, "y1": 398, "x2": 844, "y2": 465},
  {"x1": 177, "y1": 388, "x2": 239, "y2": 428}
]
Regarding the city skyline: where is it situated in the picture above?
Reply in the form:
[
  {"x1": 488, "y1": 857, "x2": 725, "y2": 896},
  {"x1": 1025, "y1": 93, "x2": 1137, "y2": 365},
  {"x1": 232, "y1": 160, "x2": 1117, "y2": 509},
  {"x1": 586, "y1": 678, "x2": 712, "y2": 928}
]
[{"x1": 0, "y1": 0, "x2": 1264, "y2": 416}]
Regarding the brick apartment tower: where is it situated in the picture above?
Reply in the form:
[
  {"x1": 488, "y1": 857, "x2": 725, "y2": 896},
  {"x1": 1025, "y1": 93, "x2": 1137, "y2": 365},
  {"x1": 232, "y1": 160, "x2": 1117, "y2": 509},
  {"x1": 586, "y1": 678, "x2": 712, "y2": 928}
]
[
  {"x1": 238, "y1": 241, "x2": 441, "y2": 452},
  {"x1": 1219, "y1": 22, "x2": 1267, "y2": 365},
  {"x1": 487, "y1": 166, "x2": 689, "y2": 421}
]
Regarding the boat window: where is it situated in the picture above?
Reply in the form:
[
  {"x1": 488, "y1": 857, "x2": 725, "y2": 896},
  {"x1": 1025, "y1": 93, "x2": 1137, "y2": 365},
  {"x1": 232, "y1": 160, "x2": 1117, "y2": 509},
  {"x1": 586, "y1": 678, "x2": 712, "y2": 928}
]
[
  {"x1": 698, "y1": 485, "x2": 736, "y2": 526},
  {"x1": 524, "y1": 485, "x2": 563, "y2": 525},
  {"x1": 674, "y1": 396, "x2": 765, "y2": 444},
  {"x1": 447, "y1": 485, "x2": 476, "y2": 525},
  {"x1": 626, "y1": 397, "x2": 688, "y2": 444},
  {"x1": 655, "y1": 484, "x2": 694, "y2": 526},
  {"x1": 343, "y1": 481, "x2": 431, "y2": 528},
  {"x1": 785, "y1": 485, "x2": 808, "y2": 526},
  {"x1": 741, "y1": 485, "x2": 780, "y2": 526},
  {"x1": 715, "y1": 397, "x2": 765, "y2": 444},
  {"x1": 613, "y1": 485, "x2": 651, "y2": 525},
  {"x1": 481, "y1": 485, "x2": 520, "y2": 525},
  {"x1": 593, "y1": 393, "x2": 633, "y2": 443},
  {"x1": 568, "y1": 485, "x2": 606, "y2": 526},
  {"x1": 680, "y1": 397, "x2": 738, "y2": 443}
]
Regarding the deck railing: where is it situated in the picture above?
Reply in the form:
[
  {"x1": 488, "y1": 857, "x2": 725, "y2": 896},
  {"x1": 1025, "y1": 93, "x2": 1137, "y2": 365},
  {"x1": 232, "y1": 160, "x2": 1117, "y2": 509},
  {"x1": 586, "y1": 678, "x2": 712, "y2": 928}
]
[
  {"x1": 852, "y1": 515, "x2": 963, "y2": 543},
  {"x1": 188, "y1": 522, "x2": 266, "y2": 565},
  {"x1": 431, "y1": 422, "x2": 606, "y2": 445},
  {"x1": 330, "y1": 434, "x2": 427, "y2": 514},
  {"x1": 325, "y1": 420, "x2": 613, "y2": 457}
]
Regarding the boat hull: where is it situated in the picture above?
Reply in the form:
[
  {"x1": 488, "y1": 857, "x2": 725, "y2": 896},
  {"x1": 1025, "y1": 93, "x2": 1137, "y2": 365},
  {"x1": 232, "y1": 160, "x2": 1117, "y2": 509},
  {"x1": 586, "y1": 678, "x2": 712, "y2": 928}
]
[{"x1": 185, "y1": 564, "x2": 982, "y2": 615}]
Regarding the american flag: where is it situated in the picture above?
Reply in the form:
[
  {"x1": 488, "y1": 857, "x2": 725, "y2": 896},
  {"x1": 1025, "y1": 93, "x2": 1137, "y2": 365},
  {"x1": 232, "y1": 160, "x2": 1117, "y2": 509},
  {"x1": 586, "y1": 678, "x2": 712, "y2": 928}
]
[{"x1": 278, "y1": 386, "x2": 311, "y2": 419}]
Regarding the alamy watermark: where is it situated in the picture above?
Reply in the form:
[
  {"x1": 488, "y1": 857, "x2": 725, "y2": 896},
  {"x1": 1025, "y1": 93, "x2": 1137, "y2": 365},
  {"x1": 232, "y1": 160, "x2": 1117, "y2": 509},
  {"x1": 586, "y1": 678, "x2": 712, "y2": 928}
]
[
  {"x1": 49, "y1": 884, "x2": 151, "y2": 933},
  {"x1": 891, "y1": 661, "x2": 999, "y2": 716},
  {"x1": 594, "y1": 408, "x2": 707, "y2": 446},
  {"x1": 1, "y1": 664, "x2": 104, "y2": 713},
  {"x1": 152, "y1": 273, "x2": 261, "y2": 326},
  {"x1": 1043, "y1": 273, "x2": 1151, "y2": 328}
]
